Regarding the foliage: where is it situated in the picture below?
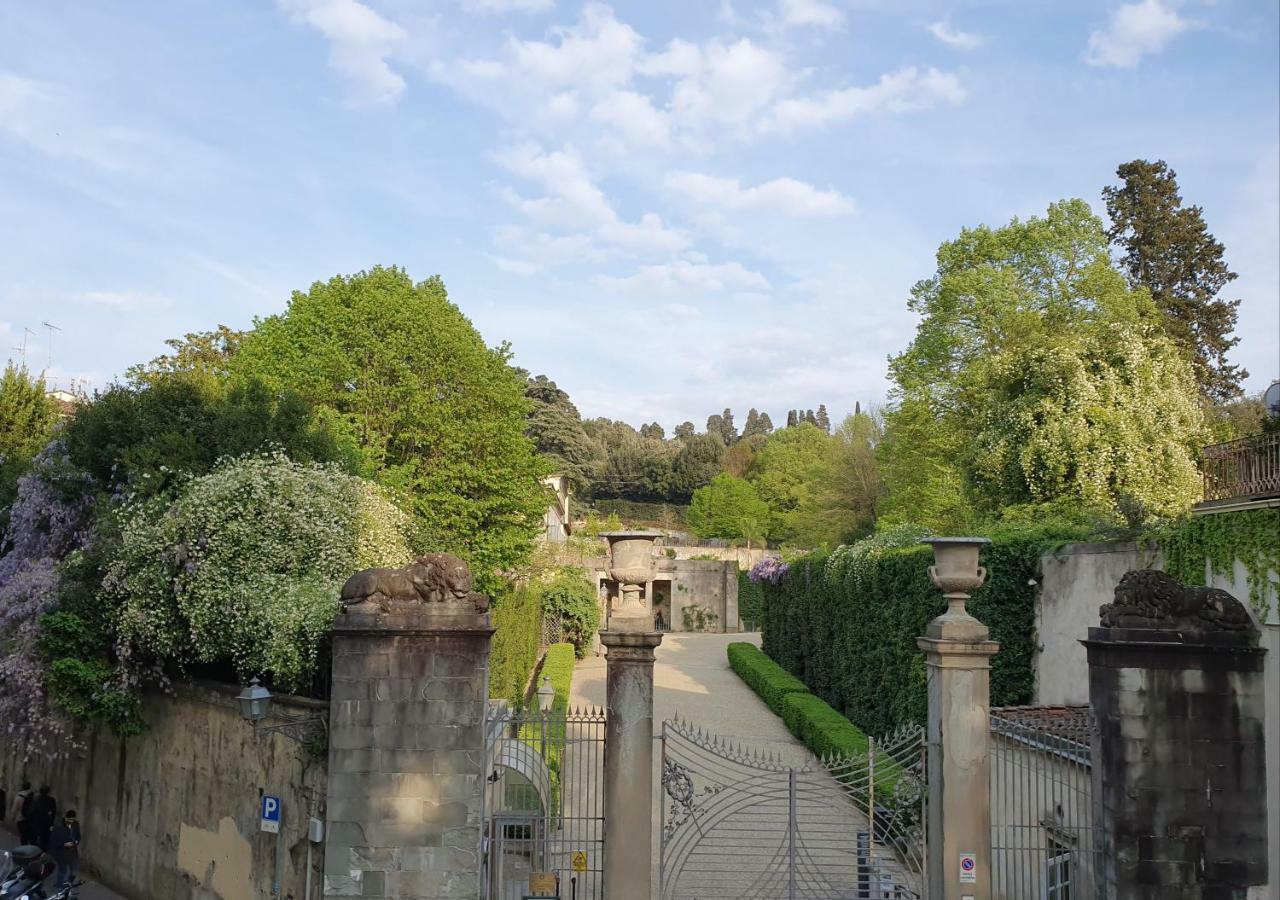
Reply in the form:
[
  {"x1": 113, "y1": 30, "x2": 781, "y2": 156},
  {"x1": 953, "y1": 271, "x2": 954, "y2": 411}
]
[
  {"x1": 749, "y1": 556, "x2": 790, "y2": 585},
  {"x1": 489, "y1": 581, "x2": 542, "y2": 707},
  {"x1": 883, "y1": 199, "x2": 1207, "y2": 531},
  {"x1": 105, "y1": 452, "x2": 411, "y2": 691},
  {"x1": 726, "y1": 642, "x2": 809, "y2": 714},
  {"x1": 62, "y1": 376, "x2": 356, "y2": 500},
  {"x1": 1155, "y1": 508, "x2": 1280, "y2": 616},
  {"x1": 524, "y1": 375, "x2": 597, "y2": 491},
  {"x1": 0, "y1": 365, "x2": 61, "y2": 536},
  {"x1": 230, "y1": 267, "x2": 548, "y2": 584},
  {"x1": 125, "y1": 325, "x2": 248, "y2": 388},
  {"x1": 746, "y1": 423, "x2": 832, "y2": 543},
  {"x1": 522, "y1": 642, "x2": 576, "y2": 813},
  {"x1": 681, "y1": 605, "x2": 718, "y2": 631},
  {"x1": 1103, "y1": 160, "x2": 1244, "y2": 402},
  {"x1": 793, "y1": 410, "x2": 883, "y2": 546},
  {"x1": 537, "y1": 567, "x2": 600, "y2": 658},
  {"x1": 538, "y1": 642, "x2": 576, "y2": 716},
  {"x1": 688, "y1": 474, "x2": 769, "y2": 545},
  {"x1": 667, "y1": 432, "x2": 726, "y2": 501},
  {"x1": 587, "y1": 499, "x2": 686, "y2": 530},
  {"x1": 759, "y1": 522, "x2": 1091, "y2": 736},
  {"x1": 737, "y1": 570, "x2": 764, "y2": 628}
]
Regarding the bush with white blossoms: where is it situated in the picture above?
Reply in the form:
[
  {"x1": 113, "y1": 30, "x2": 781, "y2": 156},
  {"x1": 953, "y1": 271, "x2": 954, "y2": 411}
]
[{"x1": 106, "y1": 452, "x2": 411, "y2": 690}]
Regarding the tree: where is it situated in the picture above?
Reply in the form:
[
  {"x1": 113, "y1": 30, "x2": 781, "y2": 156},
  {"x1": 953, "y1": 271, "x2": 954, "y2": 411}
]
[
  {"x1": 667, "y1": 432, "x2": 725, "y2": 501},
  {"x1": 786, "y1": 410, "x2": 798, "y2": 428},
  {"x1": 230, "y1": 267, "x2": 548, "y2": 580},
  {"x1": 640, "y1": 422, "x2": 666, "y2": 441},
  {"x1": 746, "y1": 423, "x2": 832, "y2": 543},
  {"x1": 674, "y1": 421, "x2": 695, "y2": 440},
  {"x1": 722, "y1": 439, "x2": 758, "y2": 478},
  {"x1": 1103, "y1": 160, "x2": 1245, "y2": 402},
  {"x1": 757, "y1": 412, "x2": 775, "y2": 434},
  {"x1": 688, "y1": 474, "x2": 770, "y2": 545},
  {"x1": 126, "y1": 325, "x2": 248, "y2": 388},
  {"x1": 523, "y1": 375, "x2": 596, "y2": 490},
  {"x1": 743, "y1": 408, "x2": 760, "y2": 438},
  {"x1": 0, "y1": 365, "x2": 60, "y2": 534},
  {"x1": 720, "y1": 408, "x2": 738, "y2": 444},
  {"x1": 705, "y1": 413, "x2": 724, "y2": 440},
  {"x1": 799, "y1": 409, "x2": 883, "y2": 544},
  {"x1": 815, "y1": 404, "x2": 831, "y2": 433},
  {"x1": 805, "y1": 410, "x2": 817, "y2": 426},
  {"x1": 884, "y1": 199, "x2": 1206, "y2": 528}
]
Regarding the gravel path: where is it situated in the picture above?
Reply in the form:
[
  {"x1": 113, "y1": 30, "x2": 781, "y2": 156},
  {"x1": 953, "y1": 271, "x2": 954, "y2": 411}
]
[{"x1": 569, "y1": 631, "x2": 812, "y2": 766}]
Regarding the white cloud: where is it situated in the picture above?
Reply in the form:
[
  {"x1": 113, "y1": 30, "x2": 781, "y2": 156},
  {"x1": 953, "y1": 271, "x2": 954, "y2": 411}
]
[
  {"x1": 779, "y1": 0, "x2": 845, "y2": 29},
  {"x1": 658, "y1": 38, "x2": 790, "y2": 132},
  {"x1": 667, "y1": 172, "x2": 854, "y2": 217},
  {"x1": 277, "y1": 0, "x2": 408, "y2": 104},
  {"x1": 598, "y1": 213, "x2": 689, "y2": 254},
  {"x1": 590, "y1": 90, "x2": 671, "y2": 149},
  {"x1": 767, "y1": 66, "x2": 964, "y2": 132},
  {"x1": 927, "y1": 21, "x2": 984, "y2": 51},
  {"x1": 461, "y1": 0, "x2": 553, "y2": 12},
  {"x1": 77, "y1": 290, "x2": 173, "y2": 311},
  {"x1": 1085, "y1": 0, "x2": 1192, "y2": 68},
  {"x1": 494, "y1": 144, "x2": 615, "y2": 227},
  {"x1": 508, "y1": 3, "x2": 643, "y2": 89},
  {"x1": 596, "y1": 259, "x2": 769, "y2": 294}
]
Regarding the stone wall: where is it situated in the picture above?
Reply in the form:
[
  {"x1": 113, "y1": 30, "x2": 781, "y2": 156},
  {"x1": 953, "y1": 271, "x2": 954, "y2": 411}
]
[
  {"x1": 2, "y1": 682, "x2": 326, "y2": 899},
  {"x1": 587, "y1": 556, "x2": 740, "y2": 633}
]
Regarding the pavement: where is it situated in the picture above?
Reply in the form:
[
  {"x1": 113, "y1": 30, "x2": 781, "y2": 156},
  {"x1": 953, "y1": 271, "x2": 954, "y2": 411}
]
[
  {"x1": 0, "y1": 827, "x2": 126, "y2": 900},
  {"x1": 569, "y1": 630, "x2": 813, "y2": 766}
]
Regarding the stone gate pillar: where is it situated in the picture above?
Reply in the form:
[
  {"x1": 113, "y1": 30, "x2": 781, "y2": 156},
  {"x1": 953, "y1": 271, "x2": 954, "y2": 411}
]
[
  {"x1": 323, "y1": 556, "x2": 494, "y2": 900},
  {"x1": 916, "y1": 537, "x2": 998, "y2": 900},
  {"x1": 599, "y1": 614, "x2": 662, "y2": 900},
  {"x1": 1085, "y1": 571, "x2": 1269, "y2": 900}
]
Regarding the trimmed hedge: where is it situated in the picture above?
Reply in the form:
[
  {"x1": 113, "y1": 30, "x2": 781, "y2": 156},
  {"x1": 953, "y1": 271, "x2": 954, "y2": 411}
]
[
  {"x1": 490, "y1": 583, "x2": 541, "y2": 706},
  {"x1": 727, "y1": 642, "x2": 809, "y2": 715},
  {"x1": 737, "y1": 570, "x2": 764, "y2": 628},
  {"x1": 539, "y1": 641, "x2": 576, "y2": 715},
  {"x1": 760, "y1": 525, "x2": 1088, "y2": 736}
]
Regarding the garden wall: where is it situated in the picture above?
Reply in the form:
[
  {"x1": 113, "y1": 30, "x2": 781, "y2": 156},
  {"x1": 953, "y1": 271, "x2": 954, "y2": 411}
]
[{"x1": 3, "y1": 682, "x2": 325, "y2": 900}]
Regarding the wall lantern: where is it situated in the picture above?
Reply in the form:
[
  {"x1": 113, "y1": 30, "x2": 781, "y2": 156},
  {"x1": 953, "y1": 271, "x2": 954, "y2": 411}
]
[{"x1": 537, "y1": 675, "x2": 555, "y2": 714}]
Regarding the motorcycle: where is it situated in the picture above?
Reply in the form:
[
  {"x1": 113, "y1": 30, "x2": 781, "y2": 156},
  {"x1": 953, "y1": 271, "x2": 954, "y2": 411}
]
[{"x1": 0, "y1": 846, "x2": 80, "y2": 900}]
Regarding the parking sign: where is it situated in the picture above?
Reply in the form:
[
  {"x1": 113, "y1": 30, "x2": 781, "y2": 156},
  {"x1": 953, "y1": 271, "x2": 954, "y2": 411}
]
[{"x1": 261, "y1": 795, "x2": 282, "y2": 834}]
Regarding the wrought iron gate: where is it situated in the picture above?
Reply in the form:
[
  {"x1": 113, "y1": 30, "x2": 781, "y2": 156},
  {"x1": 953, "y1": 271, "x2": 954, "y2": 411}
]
[
  {"x1": 483, "y1": 704, "x2": 606, "y2": 900},
  {"x1": 660, "y1": 717, "x2": 927, "y2": 899},
  {"x1": 989, "y1": 708, "x2": 1099, "y2": 900}
]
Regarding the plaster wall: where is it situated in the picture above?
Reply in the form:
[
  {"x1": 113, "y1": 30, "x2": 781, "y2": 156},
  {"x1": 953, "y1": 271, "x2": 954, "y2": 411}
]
[
  {"x1": 590, "y1": 557, "x2": 740, "y2": 633},
  {"x1": 2, "y1": 682, "x2": 326, "y2": 900}
]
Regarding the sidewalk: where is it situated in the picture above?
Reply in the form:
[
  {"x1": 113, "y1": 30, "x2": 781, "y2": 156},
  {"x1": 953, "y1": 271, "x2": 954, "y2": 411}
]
[{"x1": 0, "y1": 827, "x2": 127, "y2": 900}]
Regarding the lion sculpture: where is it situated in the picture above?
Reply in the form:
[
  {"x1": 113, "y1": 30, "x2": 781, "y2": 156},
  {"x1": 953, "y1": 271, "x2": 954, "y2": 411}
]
[
  {"x1": 340, "y1": 552, "x2": 488, "y2": 613},
  {"x1": 1099, "y1": 569, "x2": 1253, "y2": 633}
]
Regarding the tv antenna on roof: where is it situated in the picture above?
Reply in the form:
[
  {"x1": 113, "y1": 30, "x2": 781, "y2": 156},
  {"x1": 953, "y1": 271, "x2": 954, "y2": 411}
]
[
  {"x1": 12, "y1": 327, "x2": 36, "y2": 368},
  {"x1": 41, "y1": 321, "x2": 61, "y2": 373}
]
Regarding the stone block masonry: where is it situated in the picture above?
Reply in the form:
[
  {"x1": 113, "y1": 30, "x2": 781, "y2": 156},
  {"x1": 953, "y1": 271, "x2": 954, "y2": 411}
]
[{"x1": 324, "y1": 606, "x2": 494, "y2": 900}]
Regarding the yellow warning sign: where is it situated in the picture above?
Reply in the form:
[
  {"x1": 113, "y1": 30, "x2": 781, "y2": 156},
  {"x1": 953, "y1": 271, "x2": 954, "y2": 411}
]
[{"x1": 571, "y1": 851, "x2": 588, "y2": 872}]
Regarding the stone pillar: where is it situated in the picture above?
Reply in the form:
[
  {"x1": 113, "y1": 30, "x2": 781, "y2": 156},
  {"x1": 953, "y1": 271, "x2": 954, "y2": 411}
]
[
  {"x1": 917, "y1": 537, "x2": 997, "y2": 900},
  {"x1": 324, "y1": 592, "x2": 494, "y2": 899},
  {"x1": 1085, "y1": 625, "x2": 1269, "y2": 899},
  {"x1": 599, "y1": 620, "x2": 663, "y2": 900}
]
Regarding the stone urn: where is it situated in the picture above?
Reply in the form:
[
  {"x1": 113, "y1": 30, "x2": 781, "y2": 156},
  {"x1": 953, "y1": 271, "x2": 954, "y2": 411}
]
[
  {"x1": 602, "y1": 531, "x2": 662, "y2": 626},
  {"x1": 922, "y1": 536, "x2": 990, "y2": 640}
]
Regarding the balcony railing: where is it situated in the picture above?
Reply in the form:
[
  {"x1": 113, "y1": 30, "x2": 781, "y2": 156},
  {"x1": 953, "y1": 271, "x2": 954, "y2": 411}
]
[{"x1": 1202, "y1": 431, "x2": 1280, "y2": 502}]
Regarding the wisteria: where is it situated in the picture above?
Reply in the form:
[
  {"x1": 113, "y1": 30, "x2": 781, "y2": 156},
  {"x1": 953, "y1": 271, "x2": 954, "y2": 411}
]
[{"x1": 749, "y1": 556, "x2": 790, "y2": 586}]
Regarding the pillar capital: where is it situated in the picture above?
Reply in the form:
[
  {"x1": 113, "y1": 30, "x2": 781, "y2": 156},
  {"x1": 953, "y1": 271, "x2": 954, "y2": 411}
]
[
  {"x1": 599, "y1": 629, "x2": 663, "y2": 661},
  {"x1": 916, "y1": 636, "x2": 1000, "y2": 667}
]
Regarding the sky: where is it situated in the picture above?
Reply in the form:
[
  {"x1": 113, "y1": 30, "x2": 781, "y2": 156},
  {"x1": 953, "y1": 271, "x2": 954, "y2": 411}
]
[{"x1": 1, "y1": 0, "x2": 1277, "y2": 430}]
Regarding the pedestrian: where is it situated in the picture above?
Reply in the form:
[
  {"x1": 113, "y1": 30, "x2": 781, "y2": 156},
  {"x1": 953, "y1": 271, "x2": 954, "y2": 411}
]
[
  {"x1": 49, "y1": 809, "x2": 80, "y2": 887},
  {"x1": 27, "y1": 785, "x2": 56, "y2": 851},
  {"x1": 11, "y1": 781, "x2": 33, "y2": 845}
]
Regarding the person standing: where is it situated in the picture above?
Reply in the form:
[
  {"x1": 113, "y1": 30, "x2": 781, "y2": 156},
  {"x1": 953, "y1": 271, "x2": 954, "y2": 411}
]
[
  {"x1": 11, "y1": 781, "x2": 33, "y2": 845},
  {"x1": 27, "y1": 785, "x2": 56, "y2": 851},
  {"x1": 49, "y1": 810, "x2": 80, "y2": 887}
]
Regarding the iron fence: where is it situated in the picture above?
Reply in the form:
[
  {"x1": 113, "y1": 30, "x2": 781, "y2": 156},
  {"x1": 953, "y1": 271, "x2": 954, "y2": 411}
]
[
  {"x1": 990, "y1": 708, "x2": 1098, "y2": 900},
  {"x1": 484, "y1": 704, "x2": 607, "y2": 900},
  {"x1": 660, "y1": 716, "x2": 926, "y2": 899},
  {"x1": 1202, "y1": 431, "x2": 1280, "y2": 501}
]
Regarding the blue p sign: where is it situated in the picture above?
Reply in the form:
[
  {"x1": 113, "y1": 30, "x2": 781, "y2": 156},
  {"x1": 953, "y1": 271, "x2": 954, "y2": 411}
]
[{"x1": 261, "y1": 795, "x2": 282, "y2": 833}]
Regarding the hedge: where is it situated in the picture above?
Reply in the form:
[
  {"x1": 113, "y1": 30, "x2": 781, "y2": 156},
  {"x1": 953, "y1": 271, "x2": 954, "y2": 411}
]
[
  {"x1": 490, "y1": 582, "x2": 541, "y2": 706},
  {"x1": 737, "y1": 570, "x2": 764, "y2": 629},
  {"x1": 760, "y1": 524, "x2": 1088, "y2": 737},
  {"x1": 538, "y1": 642, "x2": 576, "y2": 715},
  {"x1": 521, "y1": 642, "x2": 577, "y2": 815},
  {"x1": 726, "y1": 642, "x2": 809, "y2": 715}
]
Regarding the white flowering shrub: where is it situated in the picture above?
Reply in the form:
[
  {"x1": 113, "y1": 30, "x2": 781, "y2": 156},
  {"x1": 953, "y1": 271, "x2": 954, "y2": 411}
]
[{"x1": 106, "y1": 452, "x2": 410, "y2": 689}]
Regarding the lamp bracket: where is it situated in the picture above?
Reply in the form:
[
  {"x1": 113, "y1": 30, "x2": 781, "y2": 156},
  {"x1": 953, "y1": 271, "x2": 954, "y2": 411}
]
[{"x1": 254, "y1": 712, "x2": 328, "y2": 746}]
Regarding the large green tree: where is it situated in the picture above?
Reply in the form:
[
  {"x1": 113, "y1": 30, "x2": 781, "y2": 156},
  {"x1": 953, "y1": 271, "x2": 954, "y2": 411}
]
[
  {"x1": 883, "y1": 200, "x2": 1206, "y2": 529},
  {"x1": 688, "y1": 474, "x2": 769, "y2": 545},
  {"x1": 0, "y1": 365, "x2": 60, "y2": 532},
  {"x1": 230, "y1": 267, "x2": 548, "y2": 579},
  {"x1": 1103, "y1": 160, "x2": 1244, "y2": 402},
  {"x1": 746, "y1": 422, "x2": 832, "y2": 543},
  {"x1": 523, "y1": 375, "x2": 596, "y2": 490},
  {"x1": 667, "y1": 432, "x2": 725, "y2": 501}
]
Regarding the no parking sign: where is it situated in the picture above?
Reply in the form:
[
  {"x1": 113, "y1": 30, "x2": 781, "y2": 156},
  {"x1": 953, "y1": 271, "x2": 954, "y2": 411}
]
[{"x1": 959, "y1": 852, "x2": 976, "y2": 884}]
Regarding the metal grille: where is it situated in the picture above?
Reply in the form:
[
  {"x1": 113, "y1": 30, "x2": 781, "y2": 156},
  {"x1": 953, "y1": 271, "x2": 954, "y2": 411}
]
[
  {"x1": 990, "y1": 708, "x2": 1099, "y2": 900},
  {"x1": 1202, "y1": 431, "x2": 1280, "y2": 501},
  {"x1": 661, "y1": 716, "x2": 927, "y2": 899},
  {"x1": 484, "y1": 705, "x2": 606, "y2": 900},
  {"x1": 540, "y1": 611, "x2": 564, "y2": 647}
]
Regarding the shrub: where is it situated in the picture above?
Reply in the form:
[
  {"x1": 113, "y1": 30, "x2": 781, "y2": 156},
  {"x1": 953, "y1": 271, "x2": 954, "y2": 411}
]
[
  {"x1": 539, "y1": 567, "x2": 600, "y2": 658},
  {"x1": 538, "y1": 642, "x2": 576, "y2": 715},
  {"x1": 106, "y1": 452, "x2": 411, "y2": 691},
  {"x1": 490, "y1": 582, "x2": 540, "y2": 706},
  {"x1": 737, "y1": 570, "x2": 764, "y2": 627},
  {"x1": 726, "y1": 642, "x2": 809, "y2": 715},
  {"x1": 760, "y1": 523, "x2": 1090, "y2": 736}
]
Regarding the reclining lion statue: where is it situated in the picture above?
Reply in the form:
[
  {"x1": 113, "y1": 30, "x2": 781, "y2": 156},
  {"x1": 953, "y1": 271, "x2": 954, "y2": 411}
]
[
  {"x1": 1099, "y1": 569, "x2": 1252, "y2": 633},
  {"x1": 340, "y1": 552, "x2": 488, "y2": 613}
]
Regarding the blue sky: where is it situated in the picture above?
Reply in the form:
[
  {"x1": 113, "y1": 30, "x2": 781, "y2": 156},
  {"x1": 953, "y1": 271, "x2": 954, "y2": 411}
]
[{"x1": 1, "y1": 0, "x2": 1276, "y2": 429}]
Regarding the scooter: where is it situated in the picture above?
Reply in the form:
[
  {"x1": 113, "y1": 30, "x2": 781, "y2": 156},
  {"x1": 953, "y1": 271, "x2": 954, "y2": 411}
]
[{"x1": 0, "y1": 846, "x2": 80, "y2": 900}]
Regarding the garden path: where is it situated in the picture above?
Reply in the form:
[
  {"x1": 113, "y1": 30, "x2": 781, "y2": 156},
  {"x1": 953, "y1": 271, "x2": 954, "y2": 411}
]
[{"x1": 568, "y1": 631, "x2": 812, "y2": 766}]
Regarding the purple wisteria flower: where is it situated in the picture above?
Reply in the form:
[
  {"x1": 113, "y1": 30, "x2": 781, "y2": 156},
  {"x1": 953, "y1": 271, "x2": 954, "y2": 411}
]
[{"x1": 749, "y1": 556, "x2": 790, "y2": 586}]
